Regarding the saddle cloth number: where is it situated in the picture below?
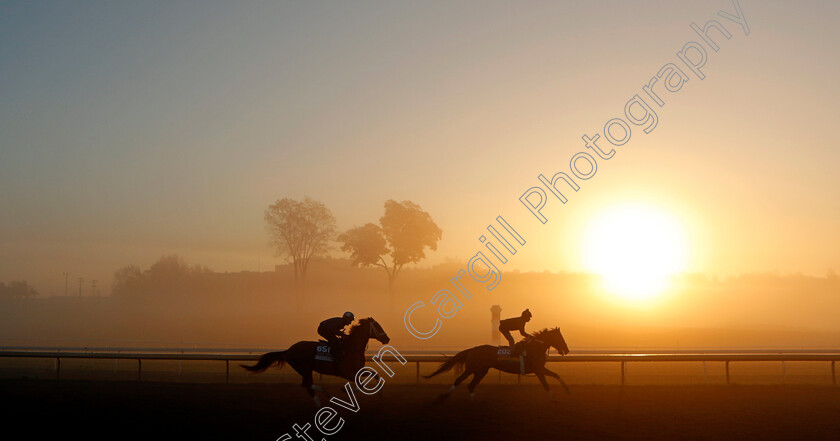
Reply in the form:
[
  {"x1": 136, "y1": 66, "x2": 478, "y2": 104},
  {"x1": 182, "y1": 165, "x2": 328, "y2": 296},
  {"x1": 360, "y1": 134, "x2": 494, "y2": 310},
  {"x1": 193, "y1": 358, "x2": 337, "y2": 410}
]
[{"x1": 315, "y1": 343, "x2": 334, "y2": 361}]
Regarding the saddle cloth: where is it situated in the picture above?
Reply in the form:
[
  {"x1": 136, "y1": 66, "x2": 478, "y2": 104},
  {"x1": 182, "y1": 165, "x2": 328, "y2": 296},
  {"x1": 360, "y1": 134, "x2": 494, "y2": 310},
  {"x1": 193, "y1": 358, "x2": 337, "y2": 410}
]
[
  {"x1": 315, "y1": 342, "x2": 335, "y2": 362},
  {"x1": 496, "y1": 347, "x2": 526, "y2": 374}
]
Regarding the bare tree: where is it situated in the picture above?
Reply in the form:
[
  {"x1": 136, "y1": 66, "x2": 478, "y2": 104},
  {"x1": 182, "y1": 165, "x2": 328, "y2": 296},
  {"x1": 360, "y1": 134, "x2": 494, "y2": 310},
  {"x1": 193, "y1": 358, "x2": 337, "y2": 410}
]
[
  {"x1": 265, "y1": 197, "x2": 336, "y2": 297},
  {"x1": 339, "y1": 199, "x2": 441, "y2": 292}
]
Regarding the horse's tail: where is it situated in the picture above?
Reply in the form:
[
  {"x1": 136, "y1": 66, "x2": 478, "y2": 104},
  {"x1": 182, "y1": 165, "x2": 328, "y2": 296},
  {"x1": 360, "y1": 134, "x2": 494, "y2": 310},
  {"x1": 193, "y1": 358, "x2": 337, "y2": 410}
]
[
  {"x1": 241, "y1": 351, "x2": 286, "y2": 374},
  {"x1": 424, "y1": 350, "x2": 469, "y2": 379}
]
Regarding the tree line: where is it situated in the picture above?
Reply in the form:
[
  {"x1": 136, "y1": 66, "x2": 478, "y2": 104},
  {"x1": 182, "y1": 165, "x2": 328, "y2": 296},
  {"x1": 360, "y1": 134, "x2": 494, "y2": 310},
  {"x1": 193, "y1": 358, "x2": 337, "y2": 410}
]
[
  {"x1": 0, "y1": 280, "x2": 38, "y2": 301},
  {"x1": 111, "y1": 254, "x2": 212, "y2": 299}
]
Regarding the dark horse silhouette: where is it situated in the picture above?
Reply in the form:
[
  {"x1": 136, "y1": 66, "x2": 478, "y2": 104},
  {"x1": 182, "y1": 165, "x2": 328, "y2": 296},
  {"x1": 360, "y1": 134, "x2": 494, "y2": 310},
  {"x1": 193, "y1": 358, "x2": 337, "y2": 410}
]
[
  {"x1": 241, "y1": 317, "x2": 390, "y2": 406},
  {"x1": 425, "y1": 327, "x2": 570, "y2": 401}
]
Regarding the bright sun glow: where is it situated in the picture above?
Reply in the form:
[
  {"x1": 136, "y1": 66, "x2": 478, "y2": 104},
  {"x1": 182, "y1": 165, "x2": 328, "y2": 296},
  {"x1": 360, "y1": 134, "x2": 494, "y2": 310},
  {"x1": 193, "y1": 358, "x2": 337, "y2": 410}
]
[{"x1": 581, "y1": 204, "x2": 688, "y2": 302}]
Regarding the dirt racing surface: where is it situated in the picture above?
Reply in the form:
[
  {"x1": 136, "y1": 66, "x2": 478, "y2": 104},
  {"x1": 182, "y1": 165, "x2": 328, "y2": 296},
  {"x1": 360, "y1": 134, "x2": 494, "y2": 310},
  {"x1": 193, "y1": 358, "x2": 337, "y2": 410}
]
[{"x1": 3, "y1": 379, "x2": 840, "y2": 441}]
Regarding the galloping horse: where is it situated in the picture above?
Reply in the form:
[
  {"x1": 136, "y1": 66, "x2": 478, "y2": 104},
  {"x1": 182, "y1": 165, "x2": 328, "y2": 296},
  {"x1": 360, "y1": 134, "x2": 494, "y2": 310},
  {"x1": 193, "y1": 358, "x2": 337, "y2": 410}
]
[
  {"x1": 425, "y1": 327, "x2": 570, "y2": 401},
  {"x1": 242, "y1": 317, "x2": 390, "y2": 405}
]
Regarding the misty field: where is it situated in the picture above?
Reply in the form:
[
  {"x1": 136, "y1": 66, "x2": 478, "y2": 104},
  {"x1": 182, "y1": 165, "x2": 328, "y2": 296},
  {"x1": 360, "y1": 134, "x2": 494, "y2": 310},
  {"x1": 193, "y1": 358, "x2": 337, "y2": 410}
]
[{"x1": 3, "y1": 379, "x2": 839, "y2": 441}]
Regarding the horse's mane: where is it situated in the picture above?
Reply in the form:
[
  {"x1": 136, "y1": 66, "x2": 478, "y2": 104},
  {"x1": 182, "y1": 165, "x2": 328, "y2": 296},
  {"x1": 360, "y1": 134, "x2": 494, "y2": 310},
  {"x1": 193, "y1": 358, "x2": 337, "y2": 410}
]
[
  {"x1": 532, "y1": 327, "x2": 563, "y2": 339},
  {"x1": 347, "y1": 317, "x2": 374, "y2": 336}
]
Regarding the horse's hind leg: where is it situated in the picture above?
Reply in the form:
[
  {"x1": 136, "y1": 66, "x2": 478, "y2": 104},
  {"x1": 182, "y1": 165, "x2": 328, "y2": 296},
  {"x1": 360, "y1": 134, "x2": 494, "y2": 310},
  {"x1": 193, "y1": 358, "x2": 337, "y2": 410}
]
[
  {"x1": 466, "y1": 368, "x2": 489, "y2": 400},
  {"x1": 300, "y1": 372, "x2": 322, "y2": 407},
  {"x1": 310, "y1": 384, "x2": 331, "y2": 399},
  {"x1": 440, "y1": 370, "x2": 472, "y2": 400}
]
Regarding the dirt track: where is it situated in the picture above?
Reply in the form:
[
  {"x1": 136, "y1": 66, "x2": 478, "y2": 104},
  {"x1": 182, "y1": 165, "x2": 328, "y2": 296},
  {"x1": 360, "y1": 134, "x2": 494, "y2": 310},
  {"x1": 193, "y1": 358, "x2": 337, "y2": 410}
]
[{"x1": 3, "y1": 379, "x2": 840, "y2": 440}]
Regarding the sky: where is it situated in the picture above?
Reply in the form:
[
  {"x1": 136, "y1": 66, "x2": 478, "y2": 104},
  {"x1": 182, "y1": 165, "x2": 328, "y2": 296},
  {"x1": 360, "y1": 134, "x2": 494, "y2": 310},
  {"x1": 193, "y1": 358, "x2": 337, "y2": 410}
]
[{"x1": 1, "y1": 0, "x2": 838, "y2": 295}]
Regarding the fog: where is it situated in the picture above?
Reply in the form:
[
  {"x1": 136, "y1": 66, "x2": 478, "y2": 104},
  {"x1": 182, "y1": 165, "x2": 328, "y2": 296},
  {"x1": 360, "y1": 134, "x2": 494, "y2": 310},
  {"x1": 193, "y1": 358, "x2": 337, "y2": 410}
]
[{"x1": 2, "y1": 256, "x2": 838, "y2": 351}]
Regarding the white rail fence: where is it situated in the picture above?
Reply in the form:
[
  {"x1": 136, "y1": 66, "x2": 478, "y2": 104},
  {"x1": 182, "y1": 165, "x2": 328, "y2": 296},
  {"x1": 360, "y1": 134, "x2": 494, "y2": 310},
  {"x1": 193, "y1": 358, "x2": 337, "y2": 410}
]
[{"x1": 1, "y1": 349, "x2": 838, "y2": 385}]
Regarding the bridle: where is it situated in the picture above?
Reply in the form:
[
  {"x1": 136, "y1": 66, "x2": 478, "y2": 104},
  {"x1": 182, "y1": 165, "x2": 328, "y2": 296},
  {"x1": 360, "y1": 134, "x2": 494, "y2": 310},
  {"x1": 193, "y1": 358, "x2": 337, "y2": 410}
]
[{"x1": 368, "y1": 320, "x2": 386, "y2": 341}]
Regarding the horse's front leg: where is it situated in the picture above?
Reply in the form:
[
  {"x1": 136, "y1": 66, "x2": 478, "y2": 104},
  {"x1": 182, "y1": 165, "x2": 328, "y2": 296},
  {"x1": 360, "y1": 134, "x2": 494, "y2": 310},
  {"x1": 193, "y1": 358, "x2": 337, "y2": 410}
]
[
  {"x1": 345, "y1": 364, "x2": 386, "y2": 400},
  {"x1": 535, "y1": 372, "x2": 558, "y2": 403},
  {"x1": 542, "y1": 366, "x2": 570, "y2": 394},
  {"x1": 369, "y1": 371, "x2": 386, "y2": 400}
]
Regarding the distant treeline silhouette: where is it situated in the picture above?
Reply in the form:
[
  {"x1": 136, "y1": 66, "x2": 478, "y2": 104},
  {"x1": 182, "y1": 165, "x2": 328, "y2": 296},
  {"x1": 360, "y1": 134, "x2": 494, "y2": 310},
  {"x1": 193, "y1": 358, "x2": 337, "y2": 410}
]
[
  {"x1": 108, "y1": 252, "x2": 840, "y2": 304},
  {"x1": 109, "y1": 254, "x2": 396, "y2": 302},
  {"x1": 0, "y1": 280, "x2": 38, "y2": 301},
  {"x1": 111, "y1": 254, "x2": 214, "y2": 300}
]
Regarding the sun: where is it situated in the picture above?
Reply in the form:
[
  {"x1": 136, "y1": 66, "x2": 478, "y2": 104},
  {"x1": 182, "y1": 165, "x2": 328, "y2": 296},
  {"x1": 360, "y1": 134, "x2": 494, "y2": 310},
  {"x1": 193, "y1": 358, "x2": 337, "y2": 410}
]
[{"x1": 581, "y1": 204, "x2": 688, "y2": 302}]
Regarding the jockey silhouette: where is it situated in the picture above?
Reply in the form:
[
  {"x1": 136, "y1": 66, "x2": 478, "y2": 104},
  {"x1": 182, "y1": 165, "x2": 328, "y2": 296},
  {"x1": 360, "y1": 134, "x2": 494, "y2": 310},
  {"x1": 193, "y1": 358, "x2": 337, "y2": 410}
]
[
  {"x1": 318, "y1": 311, "x2": 354, "y2": 359},
  {"x1": 498, "y1": 309, "x2": 532, "y2": 355}
]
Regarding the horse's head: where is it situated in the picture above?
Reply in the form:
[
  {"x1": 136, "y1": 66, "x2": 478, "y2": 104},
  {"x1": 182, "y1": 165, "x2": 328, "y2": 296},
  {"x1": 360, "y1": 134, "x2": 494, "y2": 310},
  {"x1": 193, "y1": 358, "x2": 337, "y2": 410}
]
[
  {"x1": 357, "y1": 317, "x2": 390, "y2": 345},
  {"x1": 534, "y1": 327, "x2": 569, "y2": 355}
]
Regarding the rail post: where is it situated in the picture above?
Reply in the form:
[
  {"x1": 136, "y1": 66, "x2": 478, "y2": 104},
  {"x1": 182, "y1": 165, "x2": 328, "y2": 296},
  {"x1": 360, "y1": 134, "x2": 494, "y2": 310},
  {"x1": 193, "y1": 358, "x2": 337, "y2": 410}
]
[
  {"x1": 781, "y1": 361, "x2": 786, "y2": 383},
  {"x1": 725, "y1": 361, "x2": 730, "y2": 385},
  {"x1": 621, "y1": 361, "x2": 626, "y2": 386},
  {"x1": 138, "y1": 359, "x2": 142, "y2": 381},
  {"x1": 415, "y1": 361, "x2": 420, "y2": 384},
  {"x1": 56, "y1": 357, "x2": 61, "y2": 380},
  {"x1": 225, "y1": 360, "x2": 230, "y2": 384},
  {"x1": 832, "y1": 361, "x2": 836, "y2": 386}
]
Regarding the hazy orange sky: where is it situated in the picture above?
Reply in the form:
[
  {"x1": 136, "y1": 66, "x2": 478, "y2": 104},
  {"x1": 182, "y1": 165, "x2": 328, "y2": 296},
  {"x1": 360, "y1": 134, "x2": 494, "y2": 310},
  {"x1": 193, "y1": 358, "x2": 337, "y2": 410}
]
[{"x1": 1, "y1": 1, "x2": 838, "y2": 295}]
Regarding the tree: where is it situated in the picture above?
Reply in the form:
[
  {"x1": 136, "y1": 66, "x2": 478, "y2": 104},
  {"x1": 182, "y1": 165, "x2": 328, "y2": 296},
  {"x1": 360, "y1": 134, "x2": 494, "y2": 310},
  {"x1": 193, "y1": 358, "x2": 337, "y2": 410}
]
[
  {"x1": 339, "y1": 199, "x2": 442, "y2": 291},
  {"x1": 265, "y1": 197, "x2": 337, "y2": 295},
  {"x1": 111, "y1": 265, "x2": 143, "y2": 298},
  {"x1": 145, "y1": 254, "x2": 191, "y2": 296},
  {"x1": 339, "y1": 223, "x2": 389, "y2": 267}
]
